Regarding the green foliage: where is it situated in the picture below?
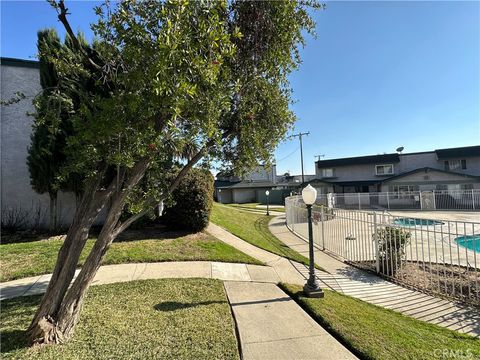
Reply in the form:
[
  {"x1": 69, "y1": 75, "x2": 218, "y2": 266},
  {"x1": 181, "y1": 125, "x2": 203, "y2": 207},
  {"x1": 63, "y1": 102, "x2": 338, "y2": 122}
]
[
  {"x1": 374, "y1": 226, "x2": 411, "y2": 276},
  {"x1": 27, "y1": 29, "x2": 84, "y2": 200},
  {"x1": 162, "y1": 169, "x2": 214, "y2": 232},
  {"x1": 31, "y1": 0, "x2": 320, "y2": 230}
]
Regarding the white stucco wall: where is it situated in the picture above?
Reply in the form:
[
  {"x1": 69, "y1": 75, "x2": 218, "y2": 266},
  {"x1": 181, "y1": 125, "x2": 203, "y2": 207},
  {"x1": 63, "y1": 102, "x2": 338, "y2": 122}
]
[{"x1": 1, "y1": 63, "x2": 78, "y2": 228}]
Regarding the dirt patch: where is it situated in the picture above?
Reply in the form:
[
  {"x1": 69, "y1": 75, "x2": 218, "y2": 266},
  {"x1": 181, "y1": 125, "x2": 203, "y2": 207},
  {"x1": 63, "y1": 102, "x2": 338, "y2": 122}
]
[{"x1": 355, "y1": 260, "x2": 479, "y2": 306}]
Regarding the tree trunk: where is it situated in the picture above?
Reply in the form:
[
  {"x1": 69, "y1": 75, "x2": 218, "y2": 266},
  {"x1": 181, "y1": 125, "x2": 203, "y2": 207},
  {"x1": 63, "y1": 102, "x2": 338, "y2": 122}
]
[
  {"x1": 27, "y1": 172, "x2": 108, "y2": 344},
  {"x1": 27, "y1": 161, "x2": 149, "y2": 345},
  {"x1": 54, "y1": 194, "x2": 126, "y2": 339},
  {"x1": 49, "y1": 193, "x2": 57, "y2": 233}
]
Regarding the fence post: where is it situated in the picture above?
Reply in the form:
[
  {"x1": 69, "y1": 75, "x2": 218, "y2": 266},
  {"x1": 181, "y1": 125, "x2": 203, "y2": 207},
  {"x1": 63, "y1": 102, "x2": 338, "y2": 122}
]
[
  {"x1": 432, "y1": 190, "x2": 436, "y2": 210},
  {"x1": 321, "y1": 206, "x2": 325, "y2": 250},
  {"x1": 358, "y1": 193, "x2": 361, "y2": 210},
  {"x1": 373, "y1": 211, "x2": 380, "y2": 273},
  {"x1": 472, "y1": 189, "x2": 475, "y2": 210},
  {"x1": 386, "y1": 192, "x2": 390, "y2": 210}
]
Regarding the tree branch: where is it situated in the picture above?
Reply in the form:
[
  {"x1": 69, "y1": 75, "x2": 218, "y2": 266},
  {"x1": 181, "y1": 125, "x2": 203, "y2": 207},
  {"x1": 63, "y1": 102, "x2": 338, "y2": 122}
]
[
  {"x1": 112, "y1": 130, "x2": 232, "y2": 237},
  {"x1": 55, "y1": 0, "x2": 101, "y2": 70}
]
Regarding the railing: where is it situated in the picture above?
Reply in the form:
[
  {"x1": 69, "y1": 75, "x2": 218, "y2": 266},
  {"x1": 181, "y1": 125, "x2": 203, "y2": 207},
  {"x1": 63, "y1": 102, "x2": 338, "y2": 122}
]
[
  {"x1": 311, "y1": 189, "x2": 480, "y2": 211},
  {"x1": 285, "y1": 196, "x2": 480, "y2": 305}
]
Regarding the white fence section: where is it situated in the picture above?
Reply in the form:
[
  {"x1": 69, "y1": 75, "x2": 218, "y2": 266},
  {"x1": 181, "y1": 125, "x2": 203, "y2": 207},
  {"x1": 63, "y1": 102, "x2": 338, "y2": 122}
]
[
  {"x1": 285, "y1": 196, "x2": 480, "y2": 305},
  {"x1": 312, "y1": 189, "x2": 480, "y2": 211}
]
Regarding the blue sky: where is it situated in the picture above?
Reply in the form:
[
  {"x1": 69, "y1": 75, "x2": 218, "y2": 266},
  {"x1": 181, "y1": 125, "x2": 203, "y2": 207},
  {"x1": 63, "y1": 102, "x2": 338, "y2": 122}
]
[{"x1": 2, "y1": 1, "x2": 479, "y2": 176}]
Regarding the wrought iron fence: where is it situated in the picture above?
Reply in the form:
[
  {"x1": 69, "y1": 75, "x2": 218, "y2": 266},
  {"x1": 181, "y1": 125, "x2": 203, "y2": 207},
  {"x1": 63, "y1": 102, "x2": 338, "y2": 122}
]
[
  {"x1": 285, "y1": 196, "x2": 480, "y2": 305},
  {"x1": 312, "y1": 189, "x2": 480, "y2": 211}
]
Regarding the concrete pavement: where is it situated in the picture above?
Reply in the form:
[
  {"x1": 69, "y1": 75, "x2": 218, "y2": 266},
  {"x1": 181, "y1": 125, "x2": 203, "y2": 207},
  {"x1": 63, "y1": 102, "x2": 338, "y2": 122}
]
[
  {"x1": 269, "y1": 215, "x2": 480, "y2": 337},
  {"x1": 0, "y1": 261, "x2": 280, "y2": 300},
  {"x1": 224, "y1": 281, "x2": 357, "y2": 360}
]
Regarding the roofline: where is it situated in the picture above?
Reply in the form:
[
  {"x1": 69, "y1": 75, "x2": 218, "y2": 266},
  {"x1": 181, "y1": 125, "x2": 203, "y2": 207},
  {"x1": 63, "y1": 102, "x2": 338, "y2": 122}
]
[
  {"x1": 1, "y1": 57, "x2": 40, "y2": 69},
  {"x1": 316, "y1": 153, "x2": 400, "y2": 168},
  {"x1": 316, "y1": 145, "x2": 480, "y2": 167},
  {"x1": 381, "y1": 167, "x2": 480, "y2": 183}
]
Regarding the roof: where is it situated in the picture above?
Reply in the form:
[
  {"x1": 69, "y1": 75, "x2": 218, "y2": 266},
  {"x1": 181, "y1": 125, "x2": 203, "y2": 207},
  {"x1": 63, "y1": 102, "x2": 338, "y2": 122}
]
[
  {"x1": 1, "y1": 57, "x2": 39, "y2": 69},
  {"x1": 435, "y1": 145, "x2": 480, "y2": 159},
  {"x1": 327, "y1": 180, "x2": 381, "y2": 187},
  {"x1": 214, "y1": 180, "x2": 236, "y2": 188},
  {"x1": 317, "y1": 153, "x2": 400, "y2": 168},
  {"x1": 217, "y1": 180, "x2": 275, "y2": 189},
  {"x1": 382, "y1": 167, "x2": 479, "y2": 183}
]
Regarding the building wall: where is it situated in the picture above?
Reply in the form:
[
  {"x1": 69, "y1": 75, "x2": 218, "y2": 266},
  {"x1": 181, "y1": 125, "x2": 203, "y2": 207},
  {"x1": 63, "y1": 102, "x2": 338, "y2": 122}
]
[
  {"x1": 316, "y1": 151, "x2": 480, "y2": 182},
  {"x1": 1, "y1": 64, "x2": 76, "y2": 228},
  {"x1": 245, "y1": 165, "x2": 277, "y2": 184},
  {"x1": 217, "y1": 189, "x2": 233, "y2": 204},
  {"x1": 232, "y1": 189, "x2": 256, "y2": 203}
]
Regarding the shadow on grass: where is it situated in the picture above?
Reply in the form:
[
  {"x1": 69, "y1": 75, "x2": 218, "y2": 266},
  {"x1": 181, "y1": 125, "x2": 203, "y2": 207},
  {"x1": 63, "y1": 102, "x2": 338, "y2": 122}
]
[
  {"x1": 154, "y1": 300, "x2": 226, "y2": 312},
  {"x1": 114, "y1": 224, "x2": 196, "y2": 243},
  {"x1": 0, "y1": 329, "x2": 29, "y2": 353}
]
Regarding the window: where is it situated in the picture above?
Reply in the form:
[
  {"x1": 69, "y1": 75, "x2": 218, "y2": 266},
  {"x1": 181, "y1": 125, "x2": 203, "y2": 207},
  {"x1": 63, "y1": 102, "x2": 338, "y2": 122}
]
[
  {"x1": 375, "y1": 164, "x2": 394, "y2": 175},
  {"x1": 389, "y1": 184, "x2": 419, "y2": 199},
  {"x1": 444, "y1": 159, "x2": 467, "y2": 171},
  {"x1": 321, "y1": 168, "x2": 335, "y2": 178}
]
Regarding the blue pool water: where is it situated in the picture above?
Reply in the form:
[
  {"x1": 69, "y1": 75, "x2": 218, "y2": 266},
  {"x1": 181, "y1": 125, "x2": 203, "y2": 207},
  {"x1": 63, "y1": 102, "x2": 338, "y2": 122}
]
[
  {"x1": 455, "y1": 235, "x2": 480, "y2": 252},
  {"x1": 393, "y1": 218, "x2": 444, "y2": 227}
]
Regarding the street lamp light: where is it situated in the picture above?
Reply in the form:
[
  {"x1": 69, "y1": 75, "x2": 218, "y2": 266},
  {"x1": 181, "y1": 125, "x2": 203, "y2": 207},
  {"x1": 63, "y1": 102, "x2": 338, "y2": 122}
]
[
  {"x1": 265, "y1": 190, "x2": 270, "y2": 215},
  {"x1": 301, "y1": 184, "x2": 324, "y2": 298}
]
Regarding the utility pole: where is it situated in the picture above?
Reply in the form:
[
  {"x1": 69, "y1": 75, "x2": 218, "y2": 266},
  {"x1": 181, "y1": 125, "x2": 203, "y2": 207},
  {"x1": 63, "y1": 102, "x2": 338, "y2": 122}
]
[
  {"x1": 314, "y1": 155, "x2": 325, "y2": 161},
  {"x1": 290, "y1": 132, "x2": 309, "y2": 184}
]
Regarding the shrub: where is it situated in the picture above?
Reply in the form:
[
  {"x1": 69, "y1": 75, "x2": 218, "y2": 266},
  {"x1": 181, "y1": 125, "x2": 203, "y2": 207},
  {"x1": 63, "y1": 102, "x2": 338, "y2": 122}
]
[
  {"x1": 374, "y1": 226, "x2": 411, "y2": 276},
  {"x1": 162, "y1": 169, "x2": 214, "y2": 232}
]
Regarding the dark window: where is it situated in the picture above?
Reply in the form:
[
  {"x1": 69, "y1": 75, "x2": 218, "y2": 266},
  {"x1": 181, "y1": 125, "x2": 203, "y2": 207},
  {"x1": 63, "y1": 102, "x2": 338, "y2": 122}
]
[
  {"x1": 461, "y1": 159, "x2": 467, "y2": 169},
  {"x1": 444, "y1": 160, "x2": 449, "y2": 171}
]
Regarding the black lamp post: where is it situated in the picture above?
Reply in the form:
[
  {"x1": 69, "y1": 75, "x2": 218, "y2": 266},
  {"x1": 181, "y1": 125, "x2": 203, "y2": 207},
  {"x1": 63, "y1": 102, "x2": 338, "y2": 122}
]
[
  {"x1": 302, "y1": 184, "x2": 324, "y2": 298},
  {"x1": 265, "y1": 190, "x2": 270, "y2": 215}
]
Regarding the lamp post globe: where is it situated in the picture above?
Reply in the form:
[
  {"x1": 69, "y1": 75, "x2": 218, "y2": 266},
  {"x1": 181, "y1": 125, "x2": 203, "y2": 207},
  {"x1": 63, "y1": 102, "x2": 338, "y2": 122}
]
[
  {"x1": 301, "y1": 184, "x2": 317, "y2": 205},
  {"x1": 301, "y1": 184, "x2": 324, "y2": 298},
  {"x1": 265, "y1": 190, "x2": 270, "y2": 215}
]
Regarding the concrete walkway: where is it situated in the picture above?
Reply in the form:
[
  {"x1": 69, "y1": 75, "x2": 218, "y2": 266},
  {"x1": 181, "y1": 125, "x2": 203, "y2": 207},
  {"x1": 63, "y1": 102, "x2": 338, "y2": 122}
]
[
  {"x1": 207, "y1": 222, "x2": 316, "y2": 286},
  {"x1": 0, "y1": 244, "x2": 355, "y2": 359},
  {"x1": 0, "y1": 261, "x2": 280, "y2": 300},
  {"x1": 224, "y1": 281, "x2": 356, "y2": 360},
  {"x1": 269, "y1": 215, "x2": 480, "y2": 337}
]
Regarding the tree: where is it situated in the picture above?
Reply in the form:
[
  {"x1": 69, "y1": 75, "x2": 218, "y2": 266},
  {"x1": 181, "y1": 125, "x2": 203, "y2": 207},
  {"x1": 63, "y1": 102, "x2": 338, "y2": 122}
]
[
  {"x1": 27, "y1": 29, "x2": 85, "y2": 231},
  {"x1": 27, "y1": 0, "x2": 320, "y2": 344},
  {"x1": 27, "y1": 30, "x2": 63, "y2": 231}
]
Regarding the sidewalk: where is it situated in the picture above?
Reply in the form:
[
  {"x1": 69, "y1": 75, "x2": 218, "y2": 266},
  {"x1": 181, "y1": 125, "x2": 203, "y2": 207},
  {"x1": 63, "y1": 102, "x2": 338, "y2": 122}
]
[
  {"x1": 224, "y1": 281, "x2": 356, "y2": 360},
  {"x1": 0, "y1": 243, "x2": 356, "y2": 359},
  {"x1": 0, "y1": 261, "x2": 279, "y2": 300},
  {"x1": 269, "y1": 215, "x2": 480, "y2": 337}
]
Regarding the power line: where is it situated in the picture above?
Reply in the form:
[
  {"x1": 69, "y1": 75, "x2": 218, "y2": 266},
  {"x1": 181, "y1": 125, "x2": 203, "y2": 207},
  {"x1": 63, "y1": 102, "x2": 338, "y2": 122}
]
[
  {"x1": 289, "y1": 132, "x2": 309, "y2": 183},
  {"x1": 276, "y1": 147, "x2": 299, "y2": 163}
]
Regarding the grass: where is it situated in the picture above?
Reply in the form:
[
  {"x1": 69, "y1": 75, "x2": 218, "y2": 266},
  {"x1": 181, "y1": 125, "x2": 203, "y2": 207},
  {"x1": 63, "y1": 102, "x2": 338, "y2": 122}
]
[
  {"x1": 0, "y1": 231, "x2": 261, "y2": 282},
  {"x1": 210, "y1": 202, "x2": 316, "y2": 269},
  {"x1": 0, "y1": 278, "x2": 240, "y2": 359},
  {"x1": 281, "y1": 283, "x2": 480, "y2": 360},
  {"x1": 228, "y1": 203, "x2": 285, "y2": 213}
]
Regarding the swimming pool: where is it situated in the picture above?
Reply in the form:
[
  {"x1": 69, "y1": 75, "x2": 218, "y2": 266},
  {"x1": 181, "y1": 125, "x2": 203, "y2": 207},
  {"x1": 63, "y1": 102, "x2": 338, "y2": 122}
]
[
  {"x1": 455, "y1": 235, "x2": 480, "y2": 252},
  {"x1": 393, "y1": 218, "x2": 444, "y2": 227}
]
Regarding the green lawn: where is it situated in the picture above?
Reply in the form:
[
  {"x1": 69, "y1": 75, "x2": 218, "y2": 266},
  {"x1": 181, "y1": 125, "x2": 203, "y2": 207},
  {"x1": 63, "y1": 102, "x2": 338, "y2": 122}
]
[
  {"x1": 210, "y1": 203, "x2": 315, "y2": 269},
  {"x1": 1, "y1": 279, "x2": 239, "y2": 359},
  {"x1": 228, "y1": 203, "x2": 285, "y2": 213},
  {"x1": 0, "y1": 232, "x2": 261, "y2": 282},
  {"x1": 281, "y1": 283, "x2": 480, "y2": 360}
]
